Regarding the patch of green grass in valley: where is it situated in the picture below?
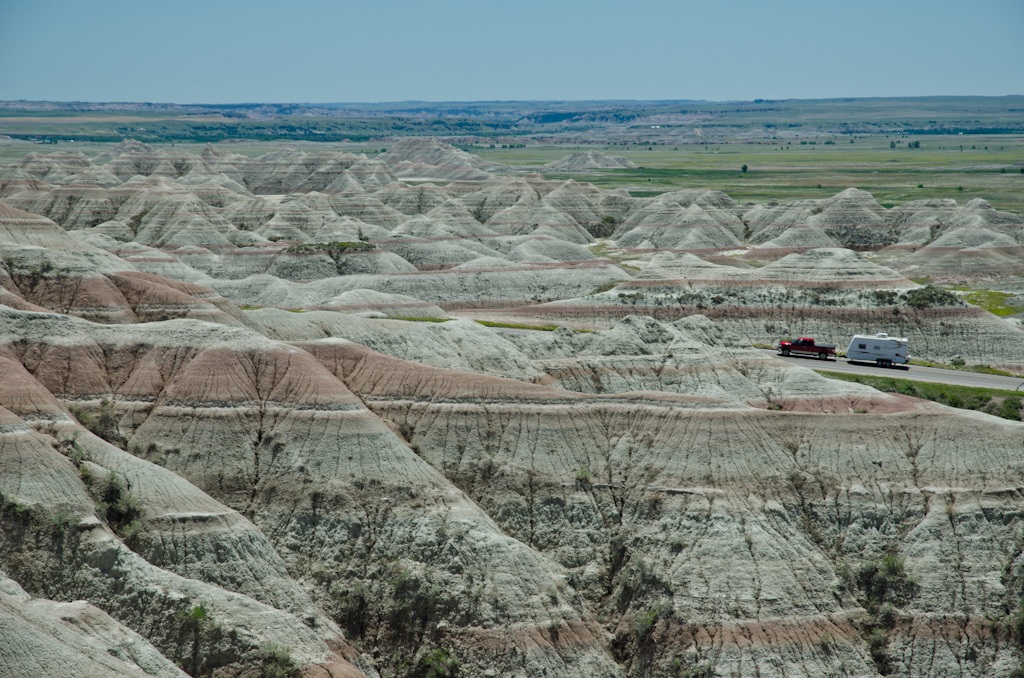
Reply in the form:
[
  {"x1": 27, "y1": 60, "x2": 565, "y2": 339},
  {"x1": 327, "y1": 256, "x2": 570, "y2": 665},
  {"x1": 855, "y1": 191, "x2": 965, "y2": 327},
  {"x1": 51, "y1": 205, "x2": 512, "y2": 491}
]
[
  {"x1": 948, "y1": 287, "x2": 1024, "y2": 317},
  {"x1": 815, "y1": 370, "x2": 1023, "y2": 421},
  {"x1": 588, "y1": 282, "x2": 621, "y2": 295},
  {"x1": 589, "y1": 242, "x2": 643, "y2": 268}
]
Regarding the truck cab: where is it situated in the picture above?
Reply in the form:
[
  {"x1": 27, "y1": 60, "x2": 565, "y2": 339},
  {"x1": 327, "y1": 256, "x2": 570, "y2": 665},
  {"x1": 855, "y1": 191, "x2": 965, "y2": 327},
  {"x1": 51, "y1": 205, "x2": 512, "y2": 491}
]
[
  {"x1": 777, "y1": 338, "x2": 836, "y2": 360},
  {"x1": 846, "y1": 333, "x2": 909, "y2": 368}
]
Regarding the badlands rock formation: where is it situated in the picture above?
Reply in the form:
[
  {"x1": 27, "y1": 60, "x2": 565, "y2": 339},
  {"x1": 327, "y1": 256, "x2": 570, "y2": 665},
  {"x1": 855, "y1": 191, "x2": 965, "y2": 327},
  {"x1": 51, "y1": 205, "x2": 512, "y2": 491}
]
[
  {"x1": 545, "y1": 150, "x2": 640, "y2": 170},
  {"x1": 380, "y1": 137, "x2": 497, "y2": 181},
  {"x1": 1, "y1": 139, "x2": 1024, "y2": 677},
  {"x1": 2, "y1": 302, "x2": 1024, "y2": 678},
  {"x1": 490, "y1": 248, "x2": 1024, "y2": 369},
  {"x1": 1, "y1": 141, "x2": 1022, "y2": 362}
]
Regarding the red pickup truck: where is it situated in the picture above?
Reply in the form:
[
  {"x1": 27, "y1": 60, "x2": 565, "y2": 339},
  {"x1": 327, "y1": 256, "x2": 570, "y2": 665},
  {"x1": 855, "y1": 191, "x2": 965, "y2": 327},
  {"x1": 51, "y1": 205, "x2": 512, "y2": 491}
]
[{"x1": 777, "y1": 338, "x2": 836, "y2": 361}]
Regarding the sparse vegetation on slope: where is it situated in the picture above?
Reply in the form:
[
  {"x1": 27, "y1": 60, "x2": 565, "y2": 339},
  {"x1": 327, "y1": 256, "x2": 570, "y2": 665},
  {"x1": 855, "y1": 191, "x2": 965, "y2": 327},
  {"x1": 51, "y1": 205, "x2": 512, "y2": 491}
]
[
  {"x1": 285, "y1": 240, "x2": 375, "y2": 275},
  {"x1": 817, "y1": 369, "x2": 1023, "y2": 420},
  {"x1": 3, "y1": 108, "x2": 1024, "y2": 678},
  {"x1": 69, "y1": 397, "x2": 127, "y2": 448},
  {"x1": 837, "y1": 555, "x2": 920, "y2": 675}
]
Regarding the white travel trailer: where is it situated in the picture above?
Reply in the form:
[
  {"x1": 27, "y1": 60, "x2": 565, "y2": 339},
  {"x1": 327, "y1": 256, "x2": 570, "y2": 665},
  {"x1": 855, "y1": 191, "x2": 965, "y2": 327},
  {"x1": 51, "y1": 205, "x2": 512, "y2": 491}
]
[{"x1": 846, "y1": 333, "x2": 909, "y2": 367}]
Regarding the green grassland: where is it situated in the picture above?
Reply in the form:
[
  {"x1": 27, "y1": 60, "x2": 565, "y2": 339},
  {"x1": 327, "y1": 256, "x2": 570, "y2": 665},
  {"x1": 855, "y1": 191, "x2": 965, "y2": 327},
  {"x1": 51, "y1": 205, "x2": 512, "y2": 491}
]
[
  {"x1": 476, "y1": 136, "x2": 1024, "y2": 213},
  {"x1": 5, "y1": 132, "x2": 1019, "y2": 212},
  {"x1": 3, "y1": 96, "x2": 1022, "y2": 211},
  {"x1": 0, "y1": 110, "x2": 520, "y2": 143},
  {"x1": 816, "y1": 369, "x2": 1023, "y2": 421},
  {"x1": 949, "y1": 287, "x2": 1024, "y2": 316}
]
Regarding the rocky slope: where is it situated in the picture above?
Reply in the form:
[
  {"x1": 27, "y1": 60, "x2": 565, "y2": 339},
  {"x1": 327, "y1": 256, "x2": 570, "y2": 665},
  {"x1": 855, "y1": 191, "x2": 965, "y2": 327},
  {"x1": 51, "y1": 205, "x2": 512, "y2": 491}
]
[
  {"x1": 545, "y1": 151, "x2": 640, "y2": 170},
  {"x1": 2, "y1": 139, "x2": 1024, "y2": 678},
  {"x1": 1, "y1": 299, "x2": 1023, "y2": 678}
]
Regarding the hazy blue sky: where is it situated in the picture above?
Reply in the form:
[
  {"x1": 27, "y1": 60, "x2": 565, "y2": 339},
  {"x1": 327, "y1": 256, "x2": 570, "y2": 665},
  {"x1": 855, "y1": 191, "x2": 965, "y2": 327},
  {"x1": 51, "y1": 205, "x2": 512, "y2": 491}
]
[{"x1": 1, "y1": 0, "x2": 1021, "y2": 103}]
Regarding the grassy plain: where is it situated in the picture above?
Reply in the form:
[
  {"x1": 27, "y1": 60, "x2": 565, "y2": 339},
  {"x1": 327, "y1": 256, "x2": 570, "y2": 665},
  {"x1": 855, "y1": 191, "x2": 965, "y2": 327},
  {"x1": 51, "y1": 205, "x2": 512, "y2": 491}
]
[
  {"x1": 474, "y1": 136, "x2": 1024, "y2": 213},
  {"x1": 3, "y1": 96, "x2": 1021, "y2": 211},
  {"x1": 5, "y1": 132, "x2": 1019, "y2": 211},
  {"x1": 2, "y1": 96, "x2": 1021, "y2": 212}
]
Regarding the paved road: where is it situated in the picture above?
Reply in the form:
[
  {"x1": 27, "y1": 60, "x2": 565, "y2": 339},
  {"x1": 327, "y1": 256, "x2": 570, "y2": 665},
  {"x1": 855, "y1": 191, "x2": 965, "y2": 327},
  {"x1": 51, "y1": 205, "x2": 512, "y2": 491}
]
[
  {"x1": 487, "y1": 326, "x2": 1024, "y2": 391},
  {"x1": 757, "y1": 349, "x2": 1024, "y2": 391}
]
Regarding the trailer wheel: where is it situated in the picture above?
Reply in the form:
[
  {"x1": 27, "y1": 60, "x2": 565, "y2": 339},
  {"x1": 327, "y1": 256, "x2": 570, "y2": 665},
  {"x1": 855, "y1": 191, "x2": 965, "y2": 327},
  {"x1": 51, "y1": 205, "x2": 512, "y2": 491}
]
[
  {"x1": 876, "y1": 359, "x2": 884, "y2": 368},
  {"x1": 818, "y1": 352, "x2": 827, "y2": 360},
  {"x1": 781, "y1": 349, "x2": 790, "y2": 357}
]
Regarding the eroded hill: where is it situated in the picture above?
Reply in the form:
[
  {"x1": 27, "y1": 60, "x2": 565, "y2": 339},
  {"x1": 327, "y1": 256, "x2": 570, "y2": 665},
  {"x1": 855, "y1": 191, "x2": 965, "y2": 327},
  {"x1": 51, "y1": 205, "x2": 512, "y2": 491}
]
[{"x1": 1, "y1": 138, "x2": 1024, "y2": 678}]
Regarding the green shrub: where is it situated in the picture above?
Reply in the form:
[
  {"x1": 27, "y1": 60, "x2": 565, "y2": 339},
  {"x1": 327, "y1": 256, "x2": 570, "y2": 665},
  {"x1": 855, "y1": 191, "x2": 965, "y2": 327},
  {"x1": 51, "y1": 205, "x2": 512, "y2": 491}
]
[
  {"x1": 904, "y1": 285, "x2": 960, "y2": 309},
  {"x1": 69, "y1": 398, "x2": 126, "y2": 448},
  {"x1": 872, "y1": 290, "x2": 897, "y2": 306},
  {"x1": 1015, "y1": 609, "x2": 1024, "y2": 647},
  {"x1": 1001, "y1": 397, "x2": 1023, "y2": 421},
  {"x1": 586, "y1": 219, "x2": 616, "y2": 238},
  {"x1": 632, "y1": 608, "x2": 659, "y2": 638},
  {"x1": 819, "y1": 370, "x2": 1024, "y2": 421},
  {"x1": 414, "y1": 648, "x2": 459, "y2": 678},
  {"x1": 878, "y1": 602, "x2": 898, "y2": 629},
  {"x1": 97, "y1": 471, "x2": 141, "y2": 535},
  {"x1": 866, "y1": 629, "x2": 892, "y2": 674},
  {"x1": 50, "y1": 508, "x2": 73, "y2": 535},
  {"x1": 853, "y1": 555, "x2": 919, "y2": 613},
  {"x1": 169, "y1": 604, "x2": 226, "y2": 675},
  {"x1": 333, "y1": 582, "x2": 369, "y2": 639},
  {"x1": 258, "y1": 643, "x2": 296, "y2": 678},
  {"x1": 52, "y1": 431, "x2": 89, "y2": 466},
  {"x1": 680, "y1": 663, "x2": 715, "y2": 678}
]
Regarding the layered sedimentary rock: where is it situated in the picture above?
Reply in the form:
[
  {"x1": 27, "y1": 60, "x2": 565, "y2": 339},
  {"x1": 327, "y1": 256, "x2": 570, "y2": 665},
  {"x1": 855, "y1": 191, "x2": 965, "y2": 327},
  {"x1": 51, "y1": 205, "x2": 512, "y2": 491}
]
[
  {"x1": 612, "y1": 190, "x2": 744, "y2": 250},
  {"x1": 0, "y1": 344, "x2": 373, "y2": 677},
  {"x1": 2, "y1": 283, "x2": 1024, "y2": 678},
  {"x1": 886, "y1": 199, "x2": 1024, "y2": 280},
  {"x1": 379, "y1": 137, "x2": 496, "y2": 181},
  {"x1": 309, "y1": 288, "x2": 448, "y2": 318},
  {"x1": 207, "y1": 259, "x2": 630, "y2": 310},
  {"x1": 0, "y1": 243, "x2": 249, "y2": 326},
  {"x1": 0, "y1": 165, "x2": 52, "y2": 198},
  {"x1": 477, "y1": 248, "x2": 1024, "y2": 369},
  {"x1": 295, "y1": 321, "x2": 1024, "y2": 678},
  {"x1": 0, "y1": 308, "x2": 622, "y2": 678},
  {"x1": 3, "y1": 143, "x2": 1023, "y2": 358},
  {"x1": 545, "y1": 150, "x2": 640, "y2": 170},
  {"x1": 0, "y1": 572, "x2": 189, "y2": 678}
]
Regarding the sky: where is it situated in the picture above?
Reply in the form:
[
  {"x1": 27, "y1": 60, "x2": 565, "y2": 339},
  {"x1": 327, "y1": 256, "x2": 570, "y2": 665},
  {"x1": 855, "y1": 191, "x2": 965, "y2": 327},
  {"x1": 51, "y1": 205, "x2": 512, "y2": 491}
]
[{"x1": 1, "y1": 0, "x2": 1022, "y2": 104}]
